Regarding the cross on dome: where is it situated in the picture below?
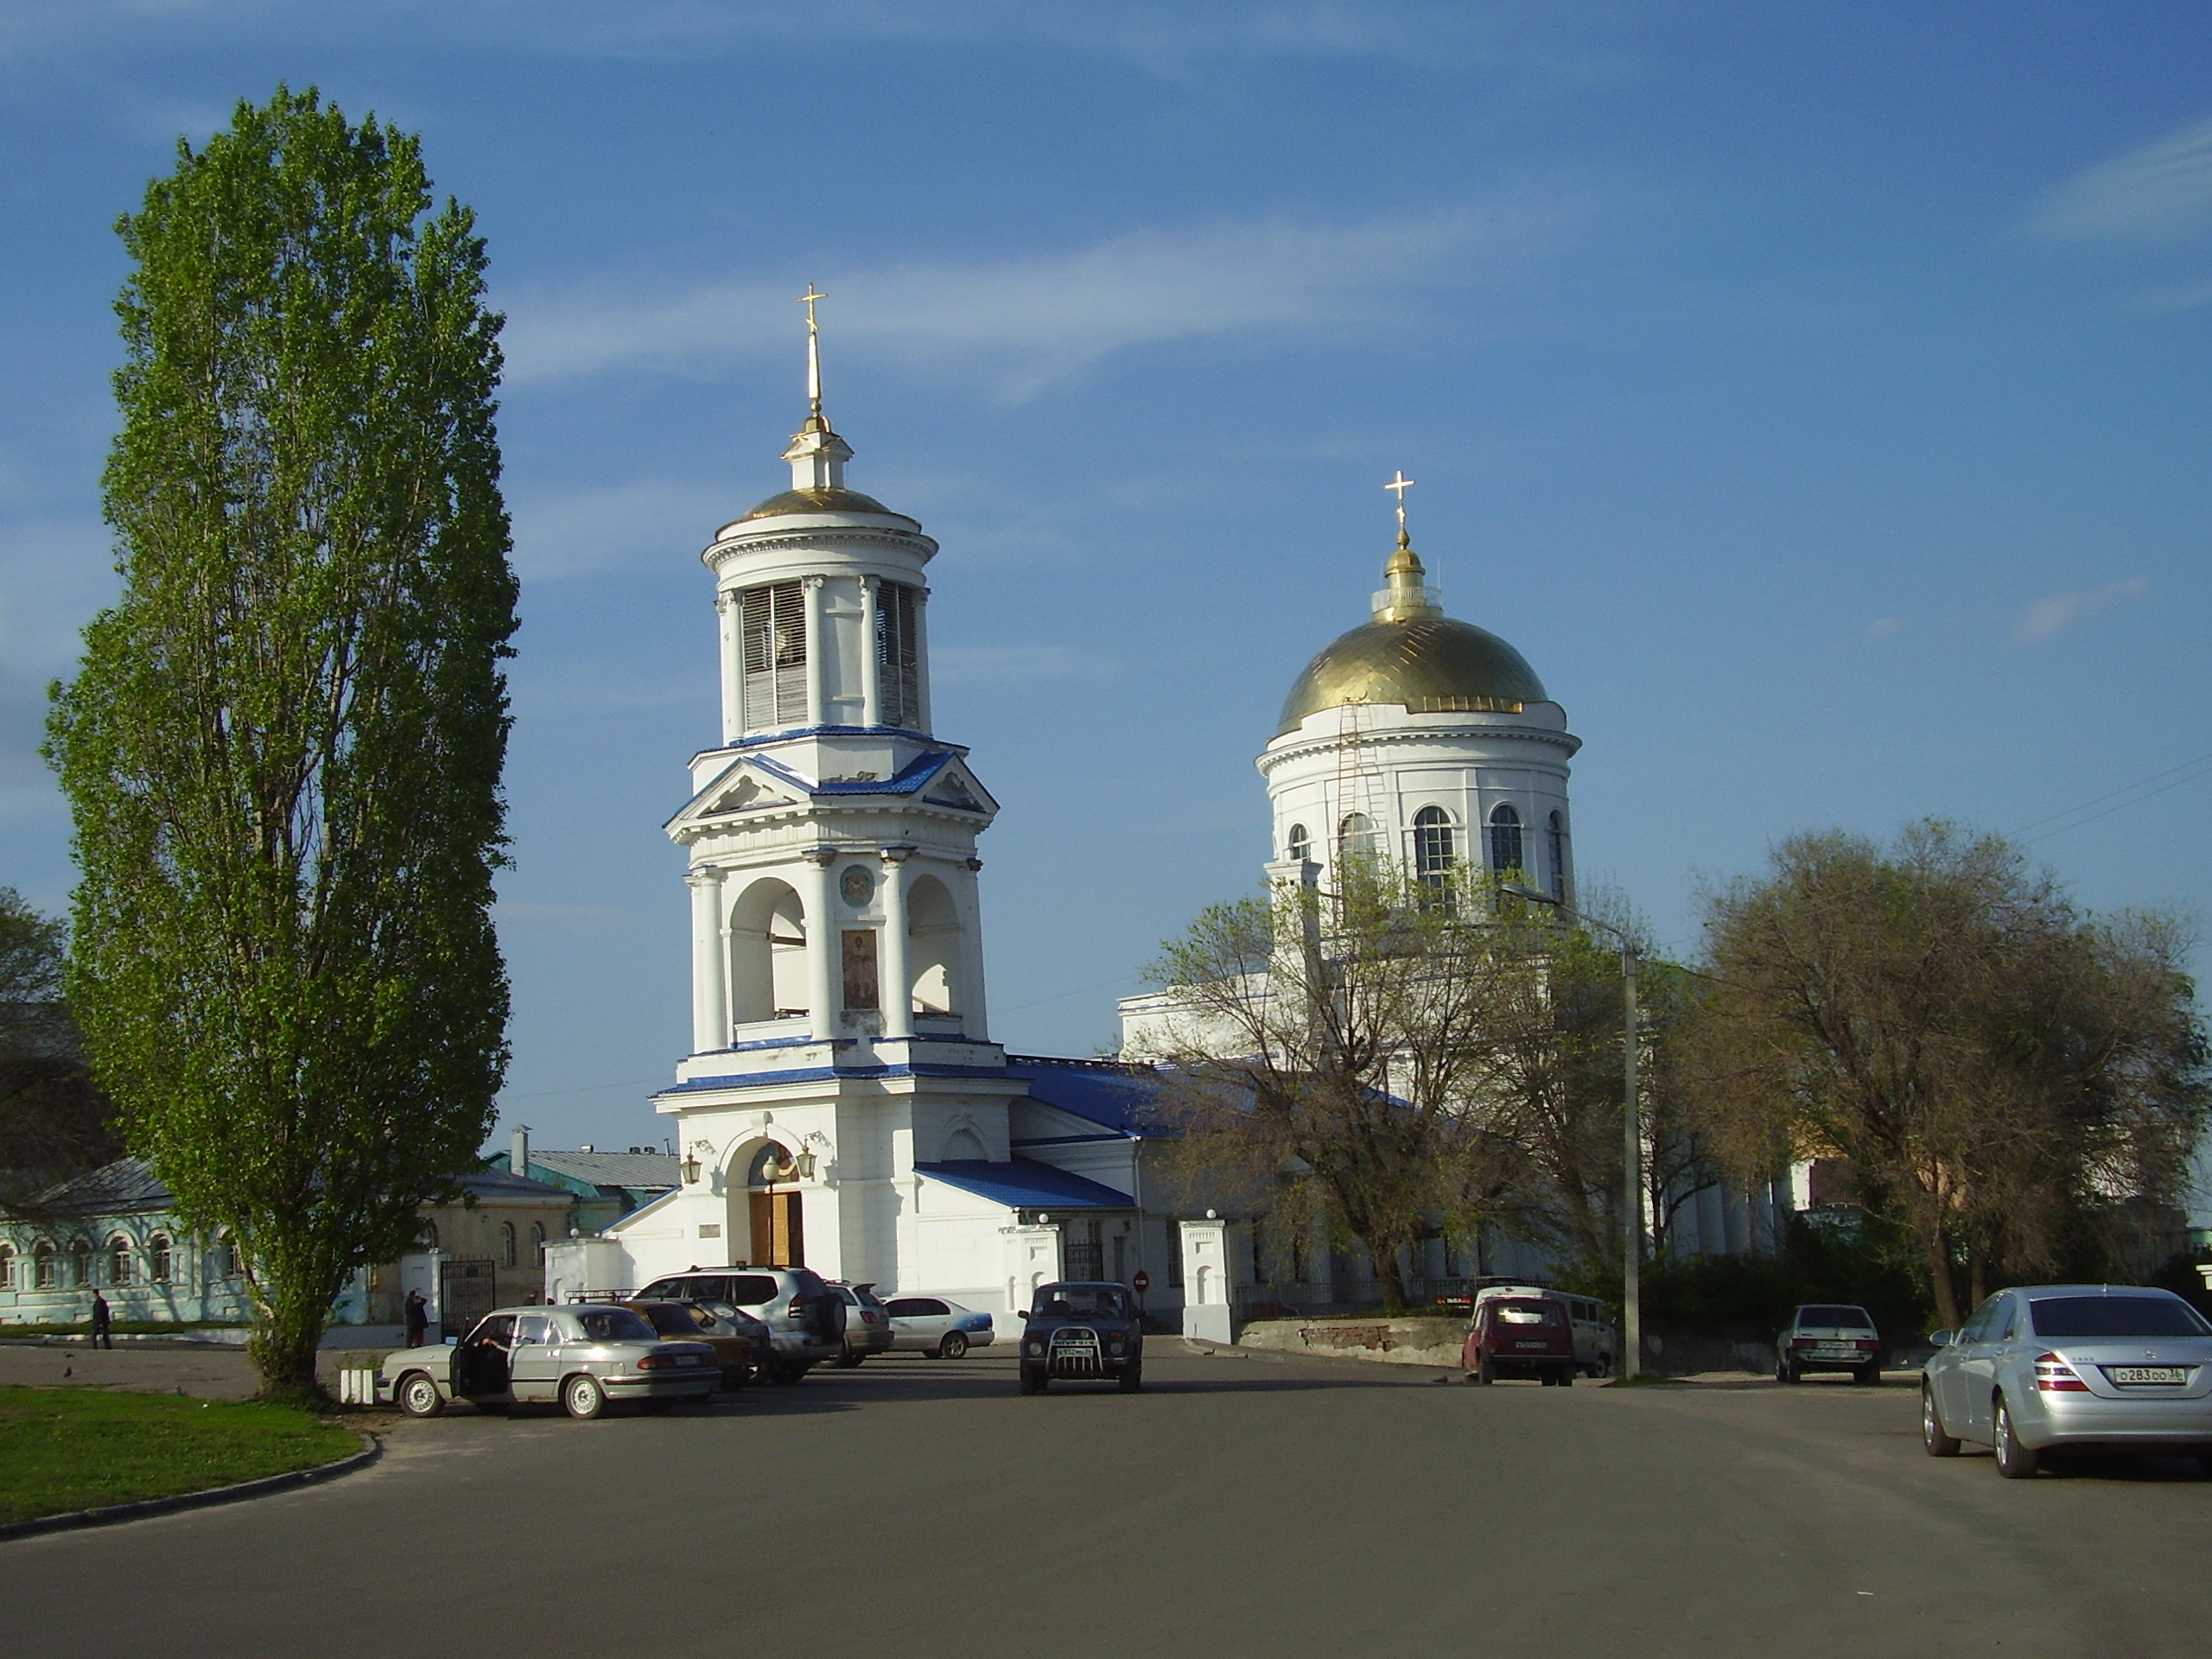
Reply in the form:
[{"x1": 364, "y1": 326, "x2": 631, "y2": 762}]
[
  {"x1": 797, "y1": 284, "x2": 829, "y2": 418},
  {"x1": 1384, "y1": 469, "x2": 1415, "y2": 547}
]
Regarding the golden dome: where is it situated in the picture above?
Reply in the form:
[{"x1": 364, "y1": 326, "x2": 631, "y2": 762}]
[
  {"x1": 1276, "y1": 615, "x2": 1547, "y2": 737},
  {"x1": 740, "y1": 486, "x2": 910, "y2": 522}
]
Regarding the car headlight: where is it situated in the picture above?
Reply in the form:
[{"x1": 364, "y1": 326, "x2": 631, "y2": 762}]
[{"x1": 1025, "y1": 1339, "x2": 1044, "y2": 1356}]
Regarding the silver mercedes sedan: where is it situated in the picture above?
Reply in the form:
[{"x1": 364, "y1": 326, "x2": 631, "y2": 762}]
[{"x1": 1922, "y1": 1284, "x2": 2212, "y2": 1478}]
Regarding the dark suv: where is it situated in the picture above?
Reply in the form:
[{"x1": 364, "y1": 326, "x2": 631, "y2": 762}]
[
  {"x1": 1019, "y1": 1281, "x2": 1143, "y2": 1394},
  {"x1": 636, "y1": 1266, "x2": 847, "y2": 1383}
]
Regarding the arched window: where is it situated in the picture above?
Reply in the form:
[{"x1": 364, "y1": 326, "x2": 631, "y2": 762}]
[
  {"x1": 68, "y1": 1237, "x2": 92, "y2": 1288},
  {"x1": 530, "y1": 1223, "x2": 546, "y2": 1267},
  {"x1": 0, "y1": 1243, "x2": 14, "y2": 1288},
  {"x1": 149, "y1": 1236, "x2": 174, "y2": 1285},
  {"x1": 1286, "y1": 823, "x2": 1311, "y2": 863},
  {"x1": 33, "y1": 1239, "x2": 56, "y2": 1289},
  {"x1": 107, "y1": 1234, "x2": 133, "y2": 1287},
  {"x1": 1412, "y1": 806, "x2": 1455, "y2": 892},
  {"x1": 1548, "y1": 810, "x2": 1567, "y2": 898},
  {"x1": 1487, "y1": 804, "x2": 1523, "y2": 876},
  {"x1": 1337, "y1": 812, "x2": 1381, "y2": 865},
  {"x1": 500, "y1": 1221, "x2": 518, "y2": 1268},
  {"x1": 422, "y1": 1219, "x2": 440, "y2": 1250},
  {"x1": 213, "y1": 1236, "x2": 242, "y2": 1281}
]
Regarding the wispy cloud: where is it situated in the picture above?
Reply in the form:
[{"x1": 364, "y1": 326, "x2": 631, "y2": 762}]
[
  {"x1": 2017, "y1": 576, "x2": 2149, "y2": 645},
  {"x1": 2035, "y1": 115, "x2": 2212, "y2": 241},
  {"x1": 505, "y1": 200, "x2": 1577, "y2": 398},
  {"x1": 1861, "y1": 615, "x2": 1904, "y2": 645},
  {"x1": 931, "y1": 643, "x2": 1116, "y2": 684}
]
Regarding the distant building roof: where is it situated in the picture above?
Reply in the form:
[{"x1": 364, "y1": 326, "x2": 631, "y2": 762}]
[
  {"x1": 915, "y1": 1157, "x2": 1135, "y2": 1211},
  {"x1": 23, "y1": 1157, "x2": 174, "y2": 1217},
  {"x1": 526, "y1": 1149, "x2": 681, "y2": 1191},
  {"x1": 1004, "y1": 1057, "x2": 1161, "y2": 1135},
  {"x1": 456, "y1": 1167, "x2": 572, "y2": 1203}
]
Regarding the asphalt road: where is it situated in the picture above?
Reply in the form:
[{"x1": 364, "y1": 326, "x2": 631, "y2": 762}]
[{"x1": 3, "y1": 1344, "x2": 2204, "y2": 1657}]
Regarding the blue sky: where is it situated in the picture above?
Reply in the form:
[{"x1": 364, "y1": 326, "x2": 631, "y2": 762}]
[{"x1": 2, "y1": 3, "x2": 2207, "y2": 1154}]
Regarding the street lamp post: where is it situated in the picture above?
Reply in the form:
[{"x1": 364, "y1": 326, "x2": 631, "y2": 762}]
[{"x1": 1506, "y1": 884, "x2": 1641, "y2": 1381}]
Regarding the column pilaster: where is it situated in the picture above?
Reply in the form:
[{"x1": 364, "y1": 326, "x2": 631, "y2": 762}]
[
  {"x1": 877, "y1": 846, "x2": 914, "y2": 1039},
  {"x1": 687, "y1": 867, "x2": 726, "y2": 1053},
  {"x1": 800, "y1": 848, "x2": 840, "y2": 1041},
  {"x1": 958, "y1": 854, "x2": 988, "y2": 1041},
  {"x1": 912, "y1": 586, "x2": 932, "y2": 735},
  {"x1": 716, "y1": 588, "x2": 741, "y2": 743},
  {"x1": 802, "y1": 575, "x2": 826, "y2": 728},
  {"x1": 858, "y1": 575, "x2": 882, "y2": 729}
]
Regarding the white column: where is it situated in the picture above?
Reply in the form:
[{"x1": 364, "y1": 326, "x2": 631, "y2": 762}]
[
  {"x1": 858, "y1": 576, "x2": 882, "y2": 728},
  {"x1": 800, "y1": 849, "x2": 840, "y2": 1041},
  {"x1": 716, "y1": 589, "x2": 741, "y2": 743},
  {"x1": 802, "y1": 575, "x2": 826, "y2": 728},
  {"x1": 687, "y1": 868, "x2": 726, "y2": 1052},
  {"x1": 958, "y1": 855, "x2": 988, "y2": 1041},
  {"x1": 878, "y1": 847, "x2": 913, "y2": 1039},
  {"x1": 912, "y1": 586, "x2": 932, "y2": 735}
]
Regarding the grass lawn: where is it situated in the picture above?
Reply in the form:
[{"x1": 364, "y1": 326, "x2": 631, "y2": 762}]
[{"x1": 0, "y1": 1385, "x2": 359, "y2": 1524}]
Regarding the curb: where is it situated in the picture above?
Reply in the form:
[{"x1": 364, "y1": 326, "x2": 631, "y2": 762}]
[{"x1": 0, "y1": 1431, "x2": 380, "y2": 1543}]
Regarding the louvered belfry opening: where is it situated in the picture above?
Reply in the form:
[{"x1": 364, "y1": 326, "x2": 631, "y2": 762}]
[
  {"x1": 741, "y1": 580, "x2": 807, "y2": 730},
  {"x1": 875, "y1": 580, "x2": 920, "y2": 729}
]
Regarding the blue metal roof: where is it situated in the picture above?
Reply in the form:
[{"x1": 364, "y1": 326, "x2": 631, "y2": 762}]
[
  {"x1": 914, "y1": 1157, "x2": 1135, "y2": 1210},
  {"x1": 1004, "y1": 1058, "x2": 1161, "y2": 1135}
]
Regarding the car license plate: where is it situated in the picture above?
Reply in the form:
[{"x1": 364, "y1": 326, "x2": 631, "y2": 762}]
[
  {"x1": 1516, "y1": 1340, "x2": 1547, "y2": 1350},
  {"x1": 675, "y1": 1355, "x2": 701, "y2": 1366},
  {"x1": 2107, "y1": 1366, "x2": 2188, "y2": 1386},
  {"x1": 1814, "y1": 1344, "x2": 1859, "y2": 1357}
]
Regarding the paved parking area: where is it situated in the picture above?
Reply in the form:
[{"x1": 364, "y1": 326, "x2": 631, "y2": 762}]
[{"x1": 1, "y1": 1344, "x2": 2202, "y2": 1656}]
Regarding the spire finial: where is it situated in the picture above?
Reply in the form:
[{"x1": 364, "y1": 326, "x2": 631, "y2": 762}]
[
  {"x1": 1384, "y1": 470, "x2": 1414, "y2": 549},
  {"x1": 797, "y1": 284, "x2": 829, "y2": 419}
]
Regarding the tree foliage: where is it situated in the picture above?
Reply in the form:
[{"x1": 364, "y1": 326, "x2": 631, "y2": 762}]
[
  {"x1": 0, "y1": 890, "x2": 124, "y2": 1219},
  {"x1": 1684, "y1": 820, "x2": 2208, "y2": 1332},
  {"x1": 45, "y1": 87, "x2": 517, "y2": 1398}
]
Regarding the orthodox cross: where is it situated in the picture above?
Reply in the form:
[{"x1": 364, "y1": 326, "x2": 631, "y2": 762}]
[
  {"x1": 797, "y1": 284, "x2": 829, "y2": 415},
  {"x1": 1384, "y1": 470, "x2": 1415, "y2": 542}
]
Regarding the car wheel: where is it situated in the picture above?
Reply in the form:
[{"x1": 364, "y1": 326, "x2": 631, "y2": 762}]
[
  {"x1": 1993, "y1": 1395, "x2": 2039, "y2": 1478},
  {"x1": 563, "y1": 1374, "x2": 607, "y2": 1421},
  {"x1": 834, "y1": 1349, "x2": 864, "y2": 1369},
  {"x1": 1118, "y1": 1363, "x2": 1143, "y2": 1394},
  {"x1": 1020, "y1": 1364, "x2": 1046, "y2": 1395},
  {"x1": 939, "y1": 1332, "x2": 969, "y2": 1359},
  {"x1": 2196, "y1": 1451, "x2": 2212, "y2": 1480},
  {"x1": 1476, "y1": 1355, "x2": 1496, "y2": 1386},
  {"x1": 1782, "y1": 1359, "x2": 1802, "y2": 1385},
  {"x1": 720, "y1": 1367, "x2": 746, "y2": 1392},
  {"x1": 769, "y1": 1360, "x2": 809, "y2": 1385},
  {"x1": 1922, "y1": 1382, "x2": 1961, "y2": 1457},
  {"x1": 1557, "y1": 1366, "x2": 1573, "y2": 1388},
  {"x1": 1855, "y1": 1362, "x2": 1882, "y2": 1386},
  {"x1": 397, "y1": 1372, "x2": 444, "y2": 1418}
]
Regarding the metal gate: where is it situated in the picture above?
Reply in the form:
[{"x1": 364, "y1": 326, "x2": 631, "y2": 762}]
[{"x1": 439, "y1": 1256, "x2": 499, "y2": 1338}]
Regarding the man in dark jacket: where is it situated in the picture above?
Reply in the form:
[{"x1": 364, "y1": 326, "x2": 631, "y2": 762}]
[
  {"x1": 89, "y1": 1290, "x2": 112, "y2": 1350},
  {"x1": 404, "y1": 1289, "x2": 430, "y2": 1348}
]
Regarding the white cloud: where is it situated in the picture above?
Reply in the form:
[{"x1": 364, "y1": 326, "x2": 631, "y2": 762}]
[
  {"x1": 2016, "y1": 576, "x2": 2149, "y2": 645},
  {"x1": 931, "y1": 643, "x2": 1116, "y2": 684},
  {"x1": 2036, "y1": 116, "x2": 2212, "y2": 241},
  {"x1": 504, "y1": 200, "x2": 1575, "y2": 398},
  {"x1": 1861, "y1": 615, "x2": 1904, "y2": 645}
]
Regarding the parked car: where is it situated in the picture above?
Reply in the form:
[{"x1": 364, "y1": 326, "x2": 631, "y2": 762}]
[
  {"x1": 1444, "y1": 1284, "x2": 1617, "y2": 1377},
  {"x1": 635, "y1": 1267, "x2": 847, "y2": 1383},
  {"x1": 380, "y1": 1305, "x2": 717, "y2": 1420},
  {"x1": 1019, "y1": 1281, "x2": 1142, "y2": 1393},
  {"x1": 1775, "y1": 1304, "x2": 1884, "y2": 1385},
  {"x1": 1922, "y1": 1284, "x2": 2212, "y2": 1478},
  {"x1": 828, "y1": 1281, "x2": 894, "y2": 1366},
  {"x1": 620, "y1": 1300, "x2": 760, "y2": 1390},
  {"x1": 1462, "y1": 1294, "x2": 1576, "y2": 1386},
  {"x1": 885, "y1": 1294, "x2": 998, "y2": 1357}
]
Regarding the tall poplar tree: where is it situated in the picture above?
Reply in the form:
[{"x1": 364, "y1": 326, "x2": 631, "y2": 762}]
[{"x1": 46, "y1": 87, "x2": 517, "y2": 1399}]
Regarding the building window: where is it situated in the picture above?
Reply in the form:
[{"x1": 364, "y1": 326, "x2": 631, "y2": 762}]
[
  {"x1": 740, "y1": 579, "x2": 808, "y2": 730},
  {"x1": 1337, "y1": 812, "x2": 1381, "y2": 867},
  {"x1": 422, "y1": 1219, "x2": 440, "y2": 1250},
  {"x1": 1548, "y1": 810, "x2": 1567, "y2": 898},
  {"x1": 68, "y1": 1237, "x2": 92, "y2": 1288},
  {"x1": 149, "y1": 1236, "x2": 173, "y2": 1285},
  {"x1": 0, "y1": 1243, "x2": 13, "y2": 1288},
  {"x1": 33, "y1": 1239, "x2": 56, "y2": 1289},
  {"x1": 1412, "y1": 806, "x2": 1455, "y2": 894},
  {"x1": 1286, "y1": 823, "x2": 1311, "y2": 863},
  {"x1": 874, "y1": 581, "x2": 921, "y2": 728},
  {"x1": 500, "y1": 1222, "x2": 518, "y2": 1269},
  {"x1": 531, "y1": 1223, "x2": 546, "y2": 1267},
  {"x1": 108, "y1": 1235, "x2": 133, "y2": 1287},
  {"x1": 1488, "y1": 804, "x2": 1523, "y2": 877},
  {"x1": 1067, "y1": 1219, "x2": 1105, "y2": 1281},
  {"x1": 214, "y1": 1236, "x2": 243, "y2": 1281}
]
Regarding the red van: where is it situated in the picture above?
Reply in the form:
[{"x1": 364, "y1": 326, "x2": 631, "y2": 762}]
[{"x1": 1462, "y1": 1294, "x2": 1577, "y2": 1386}]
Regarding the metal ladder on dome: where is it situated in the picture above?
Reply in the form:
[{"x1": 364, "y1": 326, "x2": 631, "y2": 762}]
[{"x1": 1330, "y1": 698, "x2": 1389, "y2": 878}]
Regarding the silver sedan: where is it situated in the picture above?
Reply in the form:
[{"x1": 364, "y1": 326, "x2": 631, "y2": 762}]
[
  {"x1": 380, "y1": 1304, "x2": 718, "y2": 1420},
  {"x1": 1922, "y1": 1284, "x2": 2212, "y2": 1478}
]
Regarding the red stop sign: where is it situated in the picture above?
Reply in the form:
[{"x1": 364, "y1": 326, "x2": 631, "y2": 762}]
[{"x1": 1132, "y1": 1270, "x2": 1151, "y2": 1294}]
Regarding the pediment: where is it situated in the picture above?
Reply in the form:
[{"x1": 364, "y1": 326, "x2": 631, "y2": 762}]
[
  {"x1": 669, "y1": 759, "x2": 808, "y2": 838},
  {"x1": 920, "y1": 756, "x2": 998, "y2": 817}
]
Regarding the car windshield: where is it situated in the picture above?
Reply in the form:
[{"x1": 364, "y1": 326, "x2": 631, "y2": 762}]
[
  {"x1": 571, "y1": 1308, "x2": 657, "y2": 1343},
  {"x1": 1493, "y1": 1300, "x2": 1562, "y2": 1325},
  {"x1": 1033, "y1": 1285, "x2": 1128, "y2": 1319},
  {"x1": 2029, "y1": 1296, "x2": 2210, "y2": 1338},
  {"x1": 1797, "y1": 1306, "x2": 1875, "y2": 1330}
]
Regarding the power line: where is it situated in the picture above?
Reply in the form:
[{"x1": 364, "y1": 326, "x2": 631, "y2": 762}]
[
  {"x1": 2013, "y1": 748, "x2": 2212, "y2": 841},
  {"x1": 2022, "y1": 757, "x2": 2212, "y2": 846}
]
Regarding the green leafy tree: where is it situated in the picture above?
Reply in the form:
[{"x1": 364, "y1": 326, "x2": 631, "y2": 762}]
[
  {"x1": 0, "y1": 889, "x2": 124, "y2": 1219},
  {"x1": 46, "y1": 87, "x2": 517, "y2": 1399}
]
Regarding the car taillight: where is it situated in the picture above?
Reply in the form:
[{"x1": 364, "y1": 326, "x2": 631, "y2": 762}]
[
  {"x1": 1791, "y1": 1337, "x2": 1818, "y2": 1350},
  {"x1": 2035, "y1": 1352, "x2": 2089, "y2": 1392},
  {"x1": 636, "y1": 1353, "x2": 674, "y2": 1370},
  {"x1": 787, "y1": 1296, "x2": 806, "y2": 1319}
]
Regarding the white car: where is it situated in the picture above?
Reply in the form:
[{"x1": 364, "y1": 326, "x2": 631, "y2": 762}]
[
  {"x1": 1922, "y1": 1284, "x2": 2212, "y2": 1478},
  {"x1": 884, "y1": 1294, "x2": 998, "y2": 1357},
  {"x1": 1775, "y1": 1303, "x2": 1884, "y2": 1384}
]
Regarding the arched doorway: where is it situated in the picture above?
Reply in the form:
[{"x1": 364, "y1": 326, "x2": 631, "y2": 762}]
[{"x1": 737, "y1": 1141, "x2": 805, "y2": 1267}]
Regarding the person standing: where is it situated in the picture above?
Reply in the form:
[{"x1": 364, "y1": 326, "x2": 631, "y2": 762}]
[
  {"x1": 404, "y1": 1288, "x2": 430, "y2": 1349},
  {"x1": 90, "y1": 1290, "x2": 112, "y2": 1351}
]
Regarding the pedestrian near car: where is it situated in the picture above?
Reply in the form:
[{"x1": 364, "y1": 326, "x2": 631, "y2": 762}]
[
  {"x1": 90, "y1": 1290, "x2": 112, "y2": 1350},
  {"x1": 405, "y1": 1289, "x2": 430, "y2": 1349}
]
